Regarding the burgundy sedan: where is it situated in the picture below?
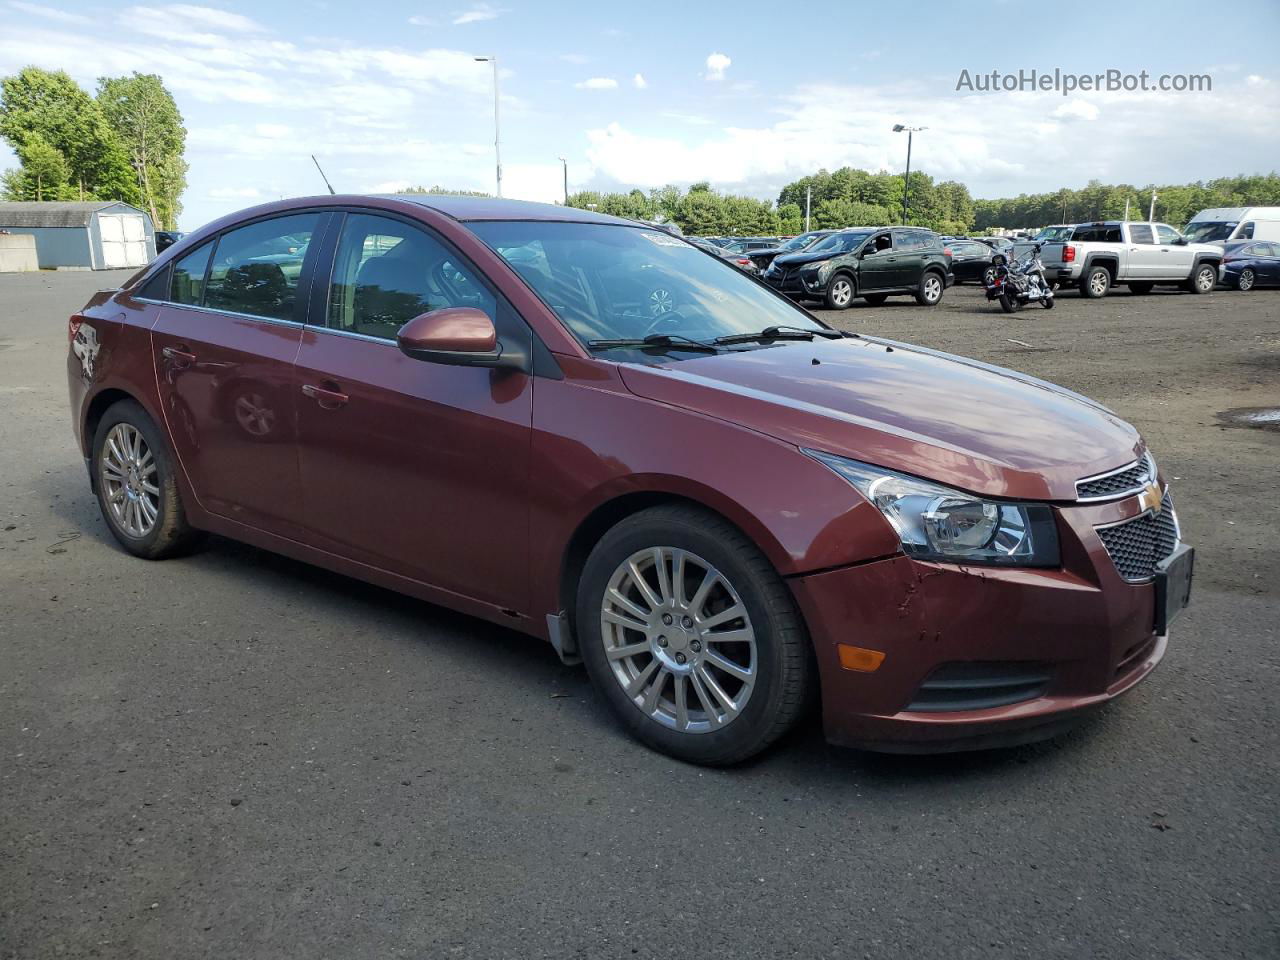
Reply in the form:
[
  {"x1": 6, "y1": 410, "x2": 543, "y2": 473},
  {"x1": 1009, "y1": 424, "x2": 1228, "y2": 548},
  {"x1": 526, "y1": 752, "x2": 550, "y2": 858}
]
[{"x1": 66, "y1": 196, "x2": 1193, "y2": 764}]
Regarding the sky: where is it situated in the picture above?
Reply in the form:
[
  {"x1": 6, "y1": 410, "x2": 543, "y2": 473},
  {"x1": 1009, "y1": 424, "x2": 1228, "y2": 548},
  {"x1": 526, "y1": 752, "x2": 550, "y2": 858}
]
[{"x1": 1, "y1": 0, "x2": 1278, "y2": 230}]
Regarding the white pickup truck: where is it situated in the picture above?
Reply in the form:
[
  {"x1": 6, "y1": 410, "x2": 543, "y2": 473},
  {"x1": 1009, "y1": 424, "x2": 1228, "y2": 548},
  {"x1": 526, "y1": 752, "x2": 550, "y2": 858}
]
[{"x1": 1039, "y1": 221, "x2": 1223, "y2": 298}]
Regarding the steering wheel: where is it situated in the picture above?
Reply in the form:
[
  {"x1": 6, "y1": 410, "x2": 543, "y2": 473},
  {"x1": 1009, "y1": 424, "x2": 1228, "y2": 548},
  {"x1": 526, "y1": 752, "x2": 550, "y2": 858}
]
[{"x1": 640, "y1": 287, "x2": 680, "y2": 336}]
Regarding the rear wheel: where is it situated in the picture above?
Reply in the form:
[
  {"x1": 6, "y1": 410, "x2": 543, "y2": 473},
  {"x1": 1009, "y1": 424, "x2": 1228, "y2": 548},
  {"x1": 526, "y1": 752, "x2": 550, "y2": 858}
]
[
  {"x1": 1235, "y1": 268, "x2": 1255, "y2": 291},
  {"x1": 823, "y1": 274, "x2": 855, "y2": 310},
  {"x1": 576, "y1": 505, "x2": 812, "y2": 766},
  {"x1": 1080, "y1": 265, "x2": 1111, "y2": 298},
  {"x1": 91, "y1": 399, "x2": 201, "y2": 559},
  {"x1": 1187, "y1": 263, "x2": 1217, "y2": 294},
  {"x1": 1128, "y1": 282, "x2": 1154, "y2": 295},
  {"x1": 915, "y1": 271, "x2": 944, "y2": 306}
]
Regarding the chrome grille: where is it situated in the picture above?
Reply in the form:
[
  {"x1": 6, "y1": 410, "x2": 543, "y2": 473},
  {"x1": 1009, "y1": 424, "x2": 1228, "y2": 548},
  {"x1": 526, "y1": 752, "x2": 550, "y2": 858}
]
[
  {"x1": 1096, "y1": 493, "x2": 1179, "y2": 582},
  {"x1": 1076, "y1": 455, "x2": 1154, "y2": 501}
]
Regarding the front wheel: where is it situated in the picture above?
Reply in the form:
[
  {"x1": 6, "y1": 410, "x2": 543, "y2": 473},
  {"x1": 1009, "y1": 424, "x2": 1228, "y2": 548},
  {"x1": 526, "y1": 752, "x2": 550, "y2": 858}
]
[
  {"x1": 823, "y1": 275, "x2": 855, "y2": 310},
  {"x1": 576, "y1": 505, "x2": 812, "y2": 766},
  {"x1": 915, "y1": 271, "x2": 944, "y2": 306},
  {"x1": 983, "y1": 267, "x2": 997, "y2": 286},
  {"x1": 1187, "y1": 263, "x2": 1217, "y2": 294},
  {"x1": 1235, "y1": 268, "x2": 1255, "y2": 291},
  {"x1": 1042, "y1": 296, "x2": 1055, "y2": 309},
  {"x1": 91, "y1": 399, "x2": 201, "y2": 559},
  {"x1": 999, "y1": 292, "x2": 1017, "y2": 313}
]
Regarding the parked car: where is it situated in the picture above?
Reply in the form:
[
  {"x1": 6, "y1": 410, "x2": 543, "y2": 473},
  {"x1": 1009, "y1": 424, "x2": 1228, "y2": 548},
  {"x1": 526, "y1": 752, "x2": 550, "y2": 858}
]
[
  {"x1": 764, "y1": 226, "x2": 953, "y2": 308},
  {"x1": 1183, "y1": 207, "x2": 1280, "y2": 245},
  {"x1": 1220, "y1": 240, "x2": 1280, "y2": 290},
  {"x1": 743, "y1": 230, "x2": 837, "y2": 272},
  {"x1": 1011, "y1": 225, "x2": 1074, "y2": 260},
  {"x1": 155, "y1": 230, "x2": 184, "y2": 253},
  {"x1": 67, "y1": 195, "x2": 1192, "y2": 765},
  {"x1": 1040, "y1": 221, "x2": 1222, "y2": 297},
  {"x1": 974, "y1": 236, "x2": 1015, "y2": 257},
  {"x1": 944, "y1": 238, "x2": 999, "y2": 285}
]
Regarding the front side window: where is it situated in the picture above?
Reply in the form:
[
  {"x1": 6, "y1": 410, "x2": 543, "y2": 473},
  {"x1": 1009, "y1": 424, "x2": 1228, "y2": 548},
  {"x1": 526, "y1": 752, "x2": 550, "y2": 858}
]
[
  {"x1": 171, "y1": 242, "x2": 212, "y2": 305},
  {"x1": 811, "y1": 231, "x2": 871, "y2": 255},
  {"x1": 1129, "y1": 224, "x2": 1155, "y2": 245},
  {"x1": 470, "y1": 221, "x2": 824, "y2": 349},
  {"x1": 1155, "y1": 224, "x2": 1182, "y2": 245},
  {"x1": 204, "y1": 214, "x2": 320, "y2": 321},
  {"x1": 866, "y1": 233, "x2": 893, "y2": 255},
  {"x1": 1239, "y1": 222, "x2": 1255, "y2": 240},
  {"x1": 326, "y1": 213, "x2": 495, "y2": 340}
]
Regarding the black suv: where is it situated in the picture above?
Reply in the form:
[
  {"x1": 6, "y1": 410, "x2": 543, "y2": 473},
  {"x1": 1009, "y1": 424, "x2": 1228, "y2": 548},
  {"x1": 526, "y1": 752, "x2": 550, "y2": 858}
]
[{"x1": 762, "y1": 226, "x2": 953, "y2": 308}]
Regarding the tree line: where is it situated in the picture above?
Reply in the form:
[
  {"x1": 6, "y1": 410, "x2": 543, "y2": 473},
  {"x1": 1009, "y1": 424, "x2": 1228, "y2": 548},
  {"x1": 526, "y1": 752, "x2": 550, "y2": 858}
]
[
  {"x1": 0, "y1": 67, "x2": 188, "y2": 230},
  {"x1": 568, "y1": 169, "x2": 1280, "y2": 236}
]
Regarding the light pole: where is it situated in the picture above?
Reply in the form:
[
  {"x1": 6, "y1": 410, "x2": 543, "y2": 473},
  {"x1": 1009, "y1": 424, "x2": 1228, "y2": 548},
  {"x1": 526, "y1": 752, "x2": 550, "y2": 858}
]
[
  {"x1": 558, "y1": 156, "x2": 568, "y2": 205},
  {"x1": 892, "y1": 124, "x2": 925, "y2": 225},
  {"x1": 475, "y1": 55, "x2": 502, "y2": 197}
]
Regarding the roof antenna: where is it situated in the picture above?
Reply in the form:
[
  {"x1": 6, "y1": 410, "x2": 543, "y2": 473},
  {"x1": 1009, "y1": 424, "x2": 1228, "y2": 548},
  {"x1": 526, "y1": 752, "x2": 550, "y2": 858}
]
[{"x1": 311, "y1": 154, "x2": 335, "y2": 195}]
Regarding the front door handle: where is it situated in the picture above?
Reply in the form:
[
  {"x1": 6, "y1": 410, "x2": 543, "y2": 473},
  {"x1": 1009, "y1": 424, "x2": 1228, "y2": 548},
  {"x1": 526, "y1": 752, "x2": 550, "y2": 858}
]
[
  {"x1": 162, "y1": 345, "x2": 196, "y2": 365},
  {"x1": 302, "y1": 382, "x2": 349, "y2": 409}
]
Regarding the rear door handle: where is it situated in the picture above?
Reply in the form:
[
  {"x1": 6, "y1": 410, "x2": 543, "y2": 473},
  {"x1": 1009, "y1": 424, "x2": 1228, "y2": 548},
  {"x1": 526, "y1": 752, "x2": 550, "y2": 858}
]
[
  {"x1": 162, "y1": 345, "x2": 196, "y2": 364},
  {"x1": 302, "y1": 382, "x2": 349, "y2": 408}
]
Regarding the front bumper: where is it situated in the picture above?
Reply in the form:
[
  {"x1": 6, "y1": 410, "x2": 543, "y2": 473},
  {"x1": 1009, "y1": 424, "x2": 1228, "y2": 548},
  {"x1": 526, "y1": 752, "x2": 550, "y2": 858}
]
[{"x1": 790, "y1": 497, "x2": 1179, "y2": 752}]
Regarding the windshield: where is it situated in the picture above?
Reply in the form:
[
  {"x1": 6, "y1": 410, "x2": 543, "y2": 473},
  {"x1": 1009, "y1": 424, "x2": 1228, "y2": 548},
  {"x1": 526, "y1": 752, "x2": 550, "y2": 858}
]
[
  {"x1": 780, "y1": 233, "x2": 819, "y2": 251},
  {"x1": 810, "y1": 231, "x2": 872, "y2": 254},
  {"x1": 1183, "y1": 221, "x2": 1236, "y2": 243},
  {"x1": 470, "y1": 221, "x2": 824, "y2": 352}
]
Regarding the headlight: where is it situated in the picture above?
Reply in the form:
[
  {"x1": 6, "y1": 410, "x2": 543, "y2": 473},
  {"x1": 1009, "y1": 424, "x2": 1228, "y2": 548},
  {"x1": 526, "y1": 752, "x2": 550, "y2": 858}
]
[{"x1": 806, "y1": 450, "x2": 1060, "y2": 566}]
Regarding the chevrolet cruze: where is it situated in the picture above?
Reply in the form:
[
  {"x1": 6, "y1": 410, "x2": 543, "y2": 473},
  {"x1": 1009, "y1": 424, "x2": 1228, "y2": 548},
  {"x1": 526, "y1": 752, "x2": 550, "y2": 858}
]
[{"x1": 66, "y1": 196, "x2": 1194, "y2": 765}]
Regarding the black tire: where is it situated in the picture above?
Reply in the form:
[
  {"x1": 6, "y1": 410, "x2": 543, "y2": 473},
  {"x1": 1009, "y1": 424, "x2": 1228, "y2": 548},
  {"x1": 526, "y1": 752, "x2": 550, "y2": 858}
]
[
  {"x1": 862, "y1": 293, "x2": 888, "y2": 306},
  {"x1": 576, "y1": 504, "x2": 812, "y2": 766},
  {"x1": 91, "y1": 399, "x2": 201, "y2": 559},
  {"x1": 823, "y1": 274, "x2": 855, "y2": 310},
  {"x1": 1235, "y1": 268, "x2": 1255, "y2": 292},
  {"x1": 1128, "y1": 282, "x2": 1154, "y2": 295},
  {"x1": 1187, "y1": 263, "x2": 1217, "y2": 294},
  {"x1": 998, "y1": 292, "x2": 1017, "y2": 313},
  {"x1": 915, "y1": 270, "x2": 945, "y2": 306},
  {"x1": 1080, "y1": 265, "x2": 1111, "y2": 298},
  {"x1": 1042, "y1": 296, "x2": 1055, "y2": 309}
]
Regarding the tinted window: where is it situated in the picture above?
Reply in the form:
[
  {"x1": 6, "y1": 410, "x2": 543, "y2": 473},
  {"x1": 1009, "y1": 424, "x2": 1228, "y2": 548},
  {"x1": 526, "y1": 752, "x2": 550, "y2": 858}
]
[
  {"x1": 1072, "y1": 225, "x2": 1123, "y2": 243},
  {"x1": 135, "y1": 263, "x2": 171, "y2": 300},
  {"x1": 326, "y1": 213, "x2": 496, "y2": 341},
  {"x1": 204, "y1": 214, "x2": 320, "y2": 321},
  {"x1": 171, "y1": 242, "x2": 212, "y2": 305},
  {"x1": 471, "y1": 221, "x2": 823, "y2": 349},
  {"x1": 1130, "y1": 224, "x2": 1155, "y2": 245},
  {"x1": 1239, "y1": 222, "x2": 1255, "y2": 240}
]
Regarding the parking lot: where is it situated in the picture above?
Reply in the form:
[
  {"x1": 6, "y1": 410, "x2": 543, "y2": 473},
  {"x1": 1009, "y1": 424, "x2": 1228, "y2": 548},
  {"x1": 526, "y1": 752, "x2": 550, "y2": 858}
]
[{"x1": 1, "y1": 270, "x2": 1276, "y2": 958}]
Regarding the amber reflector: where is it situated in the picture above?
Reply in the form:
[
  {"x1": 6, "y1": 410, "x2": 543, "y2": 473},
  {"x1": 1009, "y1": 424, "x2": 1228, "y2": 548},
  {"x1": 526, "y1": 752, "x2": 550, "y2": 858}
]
[{"x1": 837, "y1": 644, "x2": 886, "y2": 672}]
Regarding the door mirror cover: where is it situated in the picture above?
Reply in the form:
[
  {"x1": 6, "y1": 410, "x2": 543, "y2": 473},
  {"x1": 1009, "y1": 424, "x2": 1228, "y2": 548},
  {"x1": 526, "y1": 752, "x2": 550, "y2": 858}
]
[{"x1": 397, "y1": 307, "x2": 507, "y2": 366}]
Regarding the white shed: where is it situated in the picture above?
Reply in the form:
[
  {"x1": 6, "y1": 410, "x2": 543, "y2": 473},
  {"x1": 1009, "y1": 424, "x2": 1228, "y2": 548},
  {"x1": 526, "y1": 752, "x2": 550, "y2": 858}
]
[{"x1": 0, "y1": 201, "x2": 157, "y2": 270}]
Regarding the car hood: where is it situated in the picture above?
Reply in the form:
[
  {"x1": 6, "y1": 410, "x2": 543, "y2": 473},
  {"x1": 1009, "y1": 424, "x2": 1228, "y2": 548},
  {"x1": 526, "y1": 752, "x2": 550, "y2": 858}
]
[
  {"x1": 772, "y1": 250, "x2": 838, "y2": 268},
  {"x1": 617, "y1": 337, "x2": 1143, "y2": 501}
]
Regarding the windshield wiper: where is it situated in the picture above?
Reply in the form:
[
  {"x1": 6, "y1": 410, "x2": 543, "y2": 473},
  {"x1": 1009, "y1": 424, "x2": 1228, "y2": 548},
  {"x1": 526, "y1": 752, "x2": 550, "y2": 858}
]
[
  {"x1": 587, "y1": 333, "x2": 720, "y2": 353},
  {"x1": 713, "y1": 324, "x2": 846, "y2": 345}
]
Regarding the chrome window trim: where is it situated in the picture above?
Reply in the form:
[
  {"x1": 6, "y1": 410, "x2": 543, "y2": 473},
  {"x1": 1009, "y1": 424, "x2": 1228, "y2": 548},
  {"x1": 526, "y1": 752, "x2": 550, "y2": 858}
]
[
  {"x1": 306, "y1": 324, "x2": 397, "y2": 346},
  {"x1": 131, "y1": 297, "x2": 306, "y2": 329},
  {"x1": 1074, "y1": 452, "x2": 1155, "y2": 503}
]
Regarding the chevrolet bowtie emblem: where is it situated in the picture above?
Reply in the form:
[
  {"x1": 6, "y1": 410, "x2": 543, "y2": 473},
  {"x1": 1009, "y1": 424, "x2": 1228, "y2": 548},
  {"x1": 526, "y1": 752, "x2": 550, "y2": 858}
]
[{"x1": 1137, "y1": 482, "x2": 1163, "y2": 514}]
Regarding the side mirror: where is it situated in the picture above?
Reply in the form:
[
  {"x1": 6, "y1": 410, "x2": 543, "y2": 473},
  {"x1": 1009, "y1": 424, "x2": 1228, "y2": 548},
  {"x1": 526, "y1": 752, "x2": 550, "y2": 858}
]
[
  {"x1": 1175, "y1": 236, "x2": 1188, "y2": 245},
  {"x1": 397, "y1": 307, "x2": 510, "y2": 367}
]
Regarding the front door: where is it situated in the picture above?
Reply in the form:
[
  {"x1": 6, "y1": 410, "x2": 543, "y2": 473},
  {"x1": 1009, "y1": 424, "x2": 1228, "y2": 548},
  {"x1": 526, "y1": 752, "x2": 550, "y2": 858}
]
[
  {"x1": 293, "y1": 212, "x2": 534, "y2": 610},
  {"x1": 150, "y1": 211, "x2": 324, "y2": 538},
  {"x1": 1154, "y1": 223, "x2": 1195, "y2": 278},
  {"x1": 858, "y1": 231, "x2": 897, "y2": 290}
]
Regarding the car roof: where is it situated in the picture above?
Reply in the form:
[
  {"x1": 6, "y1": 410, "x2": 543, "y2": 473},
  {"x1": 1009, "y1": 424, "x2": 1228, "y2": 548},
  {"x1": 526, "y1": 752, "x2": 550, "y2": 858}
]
[{"x1": 374, "y1": 194, "x2": 633, "y2": 225}]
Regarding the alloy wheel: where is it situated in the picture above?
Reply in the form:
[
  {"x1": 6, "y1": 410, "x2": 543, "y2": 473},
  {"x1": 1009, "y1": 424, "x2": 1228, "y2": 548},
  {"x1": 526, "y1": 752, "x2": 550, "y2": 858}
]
[
  {"x1": 99, "y1": 423, "x2": 159, "y2": 538},
  {"x1": 830, "y1": 278, "x2": 852, "y2": 307},
  {"x1": 1238, "y1": 269, "x2": 1254, "y2": 291},
  {"x1": 599, "y1": 546, "x2": 757, "y2": 734},
  {"x1": 923, "y1": 275, "x2": 942, "y2": 302},
  {"x1": 1090, "y1": 271, "x2": 1109, "y2": 296},
  {"x1": 1196, "y1": 267, "x2": 1216, "y2": 292}
]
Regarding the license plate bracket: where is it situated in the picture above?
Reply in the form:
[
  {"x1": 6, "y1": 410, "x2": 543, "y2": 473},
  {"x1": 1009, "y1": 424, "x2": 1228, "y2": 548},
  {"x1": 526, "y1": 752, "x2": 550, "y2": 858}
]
[{"x1": 1154, "y1": 544, "x2": 1194, "y2": 634}]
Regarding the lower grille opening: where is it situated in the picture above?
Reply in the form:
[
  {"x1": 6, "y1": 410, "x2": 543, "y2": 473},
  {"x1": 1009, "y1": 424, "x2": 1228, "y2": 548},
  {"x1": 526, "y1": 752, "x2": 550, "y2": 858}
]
[
  {"x1": 1115, "y1": 636, "x2": 1157, "y2": 679},
  {"x1": 906, "y1": 661, "x2": 1052, "y2": 713}
]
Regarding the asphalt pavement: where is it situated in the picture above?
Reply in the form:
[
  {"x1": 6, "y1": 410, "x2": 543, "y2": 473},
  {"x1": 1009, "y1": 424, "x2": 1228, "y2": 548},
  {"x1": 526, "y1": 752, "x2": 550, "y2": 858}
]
[{"x1": 1, "y1": 269, "x2": 1276, "y2": 959}]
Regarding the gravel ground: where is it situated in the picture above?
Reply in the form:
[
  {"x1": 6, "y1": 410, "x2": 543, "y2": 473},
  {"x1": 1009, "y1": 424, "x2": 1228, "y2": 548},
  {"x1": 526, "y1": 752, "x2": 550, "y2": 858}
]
[{"x1": 1, "y1": 270, "x2": 1277, "y2": 960}]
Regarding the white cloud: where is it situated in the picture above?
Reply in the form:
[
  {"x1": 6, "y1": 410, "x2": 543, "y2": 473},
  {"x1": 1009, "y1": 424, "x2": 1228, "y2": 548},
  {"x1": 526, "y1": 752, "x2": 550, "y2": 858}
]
[
  {"x1": 452, "y1": 3, "x2": 502, "y2": 24},
  {"x1": 7, "y1": 1, "x2": 91, "y2": 23},
  {"x1": 632, "y1": 73, "x2": 647, "y2": 90},
  {"x1": 1246, "y1": 74, "x2": 1270, "y2": 87},
  {"x1": 705, "y1": 52, "x2": 731, "y2": 82},
  {"x1": 253, "y1": 123, "x2": 293, "y2": 138},
  {"x1": 1053, "y1": 99, "x2": 1099, "y2": 121},
  {"x1": 575, "y1": 77, "x2": 618, "y2": 90}
]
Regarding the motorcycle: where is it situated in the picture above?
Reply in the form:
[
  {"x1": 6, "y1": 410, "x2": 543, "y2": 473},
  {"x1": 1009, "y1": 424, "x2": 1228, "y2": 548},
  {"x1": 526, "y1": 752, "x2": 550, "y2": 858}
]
[{"x1": 985, "y1": 243, "x2": 1055, "y2": 312}]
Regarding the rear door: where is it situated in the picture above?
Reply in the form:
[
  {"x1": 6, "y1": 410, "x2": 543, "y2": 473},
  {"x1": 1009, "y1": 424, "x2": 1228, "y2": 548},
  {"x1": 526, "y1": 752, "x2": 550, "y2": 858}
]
[
  {"x1": 150, "y1": 211, "x2": 326, "y2": 539},
  {"x1": 1125, "y1": 223, "x2": 1159, "y2": 278},
  {"x1": 292, "y1": 211, "x2": 534, "y2": 609},
  {"x1": 890, "y1": 229, "x2": 928, "y2": 287}
]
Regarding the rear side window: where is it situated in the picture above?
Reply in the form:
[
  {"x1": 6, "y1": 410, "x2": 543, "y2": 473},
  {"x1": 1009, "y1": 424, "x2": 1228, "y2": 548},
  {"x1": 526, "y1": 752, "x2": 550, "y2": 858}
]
[
  {"x1": 171, "y1": 242, "x2": 212, "y2": 305},
  {"x1": 1072, "y1": 225, "x2": 1123, "y2": 243},
  {"x1": 204, "y1": 213, "x2": 321, "y2": 321},
  {"x1": 1129, "y1": 224, "x2": 1155, "y2": 245},
  {"x1": 135, "y1": 264, "x2": 171, "y2": 300},
  {"x1": 1250, "y1": 242, "x2": 1276, "y2": 257}
]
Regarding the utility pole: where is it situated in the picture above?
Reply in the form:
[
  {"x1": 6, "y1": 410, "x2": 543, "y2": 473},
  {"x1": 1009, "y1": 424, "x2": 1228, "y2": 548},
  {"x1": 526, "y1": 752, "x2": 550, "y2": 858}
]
[
  {"x1": 893, "y1": 124, "x2": 925, "y2": 225},
  {"x1": 1149, "y1": 190, "x2": 1157, "y2": 222},
  {"x1": 804, "y1": 185, "x2": 811, "y2": 232},
  {"x1": 475, "y1": 56, "x2": 502, "y2": 197},
  {"x1": 1124, "y1": 198, "x2": 1130, "y2": 221},
  {"x1": 558, "y1": 156, "x2": 568, "y2": 205}
]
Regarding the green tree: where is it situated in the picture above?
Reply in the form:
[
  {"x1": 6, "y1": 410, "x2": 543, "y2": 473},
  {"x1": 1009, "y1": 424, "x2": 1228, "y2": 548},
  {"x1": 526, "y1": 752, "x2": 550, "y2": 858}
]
[
  {"x1": 96, "y1": 73, "x2": 187, "y2": 229},
  {"x1": 0, "y1": 66, "x2": 136, "y2": 202},
  {"x1": 14, "y1": 132, "x2": 69, "y2": 200},
  {"x1": 777, "y1": 202, "x2": 803, "y2": 234}
]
